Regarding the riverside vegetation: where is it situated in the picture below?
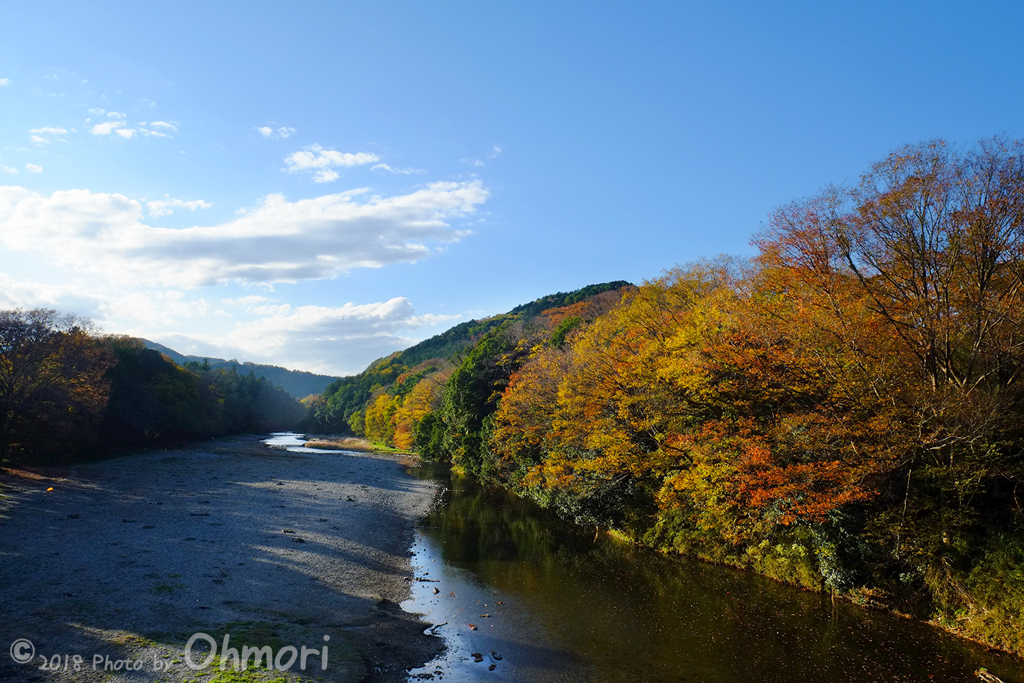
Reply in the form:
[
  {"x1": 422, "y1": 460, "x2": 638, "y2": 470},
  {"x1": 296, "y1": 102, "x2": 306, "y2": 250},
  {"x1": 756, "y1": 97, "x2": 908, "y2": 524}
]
[
  {"x1": 0, "y1": 315, "x2": 305, "y2": 464},
  {"x1": 308, "y1": 138, "x2": 1024, "y2": 656},
  {"x1": 5, "y1": 136, "x2": 1023, "y2": 659}
]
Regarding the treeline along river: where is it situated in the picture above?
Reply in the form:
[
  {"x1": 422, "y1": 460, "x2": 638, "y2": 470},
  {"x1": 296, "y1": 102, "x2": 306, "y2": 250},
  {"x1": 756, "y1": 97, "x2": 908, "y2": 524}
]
[
  {"x1": 402, "y1": 463, "x2": 1024, "y2": 683},
  {"x1": 314, "y1": 140, "x2": 1024, "y2": 657}
]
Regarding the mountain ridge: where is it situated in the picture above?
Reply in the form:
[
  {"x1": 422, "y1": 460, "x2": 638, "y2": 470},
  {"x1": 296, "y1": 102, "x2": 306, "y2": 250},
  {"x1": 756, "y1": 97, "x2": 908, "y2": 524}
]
[{"x1": 138, "y1": 339, "x2": 339, "y2": 399}]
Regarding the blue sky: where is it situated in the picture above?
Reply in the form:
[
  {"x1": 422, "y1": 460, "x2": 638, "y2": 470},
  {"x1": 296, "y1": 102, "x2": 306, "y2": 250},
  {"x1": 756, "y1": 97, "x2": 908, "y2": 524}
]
[{"x1": 1, "y1": 1, "x2": 1021, "y2": 375}]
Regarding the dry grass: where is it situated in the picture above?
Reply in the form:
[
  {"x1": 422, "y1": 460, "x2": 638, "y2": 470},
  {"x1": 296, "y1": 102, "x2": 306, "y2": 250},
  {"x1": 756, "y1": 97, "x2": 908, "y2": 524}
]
[
  {"x1": 0, "y1": 467, "x2": 50, "y2": 481},
  {"x1": 305, "y1": 436, "x2": 377, "y2": 452}
]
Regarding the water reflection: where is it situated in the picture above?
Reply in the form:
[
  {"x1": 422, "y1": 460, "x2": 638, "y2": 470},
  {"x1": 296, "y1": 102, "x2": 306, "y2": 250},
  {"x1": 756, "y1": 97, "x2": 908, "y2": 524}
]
[{"x1": 405, "y1": 463, "x2": 1023, "y2": 683}]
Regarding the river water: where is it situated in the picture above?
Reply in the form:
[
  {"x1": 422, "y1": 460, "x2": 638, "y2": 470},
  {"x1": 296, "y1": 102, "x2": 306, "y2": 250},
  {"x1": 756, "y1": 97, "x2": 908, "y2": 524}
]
[
  {"x1": 262, "y1": 431, "x2": 347, "y2": 453},
  {"x1": 402, "y1": 463, "x2": 1024, "y2": 683}
]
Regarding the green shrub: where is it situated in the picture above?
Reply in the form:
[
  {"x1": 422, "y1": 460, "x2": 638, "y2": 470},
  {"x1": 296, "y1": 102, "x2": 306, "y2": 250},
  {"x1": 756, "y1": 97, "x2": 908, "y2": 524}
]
[
  {"x1": 929, "y1": 536, "x2": 1024, "y2": 655},
  {"x1": 745, "y1": 534, "x2": 822, "y2": 591}
]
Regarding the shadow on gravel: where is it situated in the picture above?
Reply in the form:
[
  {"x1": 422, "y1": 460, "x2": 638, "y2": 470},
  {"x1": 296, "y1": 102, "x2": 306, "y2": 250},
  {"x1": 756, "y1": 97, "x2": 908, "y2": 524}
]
[{"x1": 0, "y1": 436, "x2": 442, "y2": 683}]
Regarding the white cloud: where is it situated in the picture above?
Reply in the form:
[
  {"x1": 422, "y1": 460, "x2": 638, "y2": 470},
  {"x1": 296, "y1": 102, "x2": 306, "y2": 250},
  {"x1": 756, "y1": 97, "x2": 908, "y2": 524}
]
[
  {"x1": 250, "y1": 303, "x2": 292, "y2": 316},
  {"x1": 89, "y1": 120, "x2": 163, "y2": 141},
  {"x1": 0, "y1": 271, "x2": 215, "y2": 330},
  {"x1": 30, "y1": 127, "x2": 67, "y2": 135},
  {"x1": 284, "y1": 145, "x2": 379, "y2": 182},
  {"x1": 1, "y1": 167, "x2": 18, "y2": 175},
  {"x1": 461, "y1": 158, "x2": 485, "y2": 167},
  {"x1": 147, "y1": 196, "x2": 212, "y2": 217},
  {"x1": 0, "y1": 181, "x2": 488, "y2": 288},
  {"x1": 0, "y1": 78, "x2": 9, "y2": 86},
  {"x1": 258, "y1": 126, "x2": 296, "y2": 139},
  {"x1": 372, "y1": 163, "x2": 427, "y2": 175},
  {"x1": 90, "y1": 121, "x2": 123, "y2": 135},
  {"x1": 488, "y1": 145, "x2": 502, "y2": 159},
  {"x1": 153, "y1": 299, "x2": 463, "y2": 375},
  {"x1": 0, "y1": 273, "x2": 105, "y2": 320},
  {"x1": 150, "y1": 121, "x2": 177, "y2": 131},
  {"x1": 24, "y1": 164, "x2": 42, "y2": 173},
  {"x1": 88, "y1": 108, "x2": 105, "y2": 115},
  {"x1": 105, "y1": 290, "x2": 208, "y2": 325},
  {"x1": 313, "y1": 169, "x2": 339, "y2": 183},
  {"x1": 223, "y1": 295, "x2": 270, "y2": 306},
  {"x1": 30, "y1": 136, "x2": 51, "y2": 145},
  {"x1": 0, "y1": 272, "x2": 463, "y2": 375},
  {"x1": 107, "y1": 111, "x2": 126, "y2": 119}
]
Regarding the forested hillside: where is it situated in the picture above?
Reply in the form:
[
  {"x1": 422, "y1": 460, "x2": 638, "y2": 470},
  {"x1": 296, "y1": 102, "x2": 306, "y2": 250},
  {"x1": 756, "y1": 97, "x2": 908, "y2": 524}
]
[
  {"x1": 310, "y1": 138, "x2": 1024, "y2": 655},
  {"x1": 306, "y1": 281, "x2": 633, "y2": 444},
  {"x1": 0, "y1": 314, "x2": 305, "y2": 464},
  {"x1": 140, "y1": 340, "x2": 338, "y2": 398}
]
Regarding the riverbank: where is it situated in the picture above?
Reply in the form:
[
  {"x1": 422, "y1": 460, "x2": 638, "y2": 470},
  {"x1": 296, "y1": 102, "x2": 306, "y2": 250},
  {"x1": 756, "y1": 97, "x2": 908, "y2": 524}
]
[
  {"x1": 606, "y1": 526, "x2": 1024, "y2": 662},
  {"x1": 402, "y1": 464, "x2": 1024, "y2": 683},
  {"x1": 302, "y1": 436, "x2": 410, "y2": 456},
  {"x1": 0, "y1": 435, "x2": 441, "y2": 682}
]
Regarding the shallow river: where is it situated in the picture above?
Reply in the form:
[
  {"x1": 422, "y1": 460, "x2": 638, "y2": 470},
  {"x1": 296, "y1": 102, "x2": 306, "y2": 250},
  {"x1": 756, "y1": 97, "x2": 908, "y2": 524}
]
[{"x1": 401, "y1": 463, "x2": 1024, "y2": 683}]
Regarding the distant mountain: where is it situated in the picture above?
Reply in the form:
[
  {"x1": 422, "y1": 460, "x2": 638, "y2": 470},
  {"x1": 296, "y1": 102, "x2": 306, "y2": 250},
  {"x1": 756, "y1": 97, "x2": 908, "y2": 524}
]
[
  {"x1": 139, "y1": 340, "x2": 339, "y2": 399},
  {"x1": 141, "y1": 340, "x2": 192, "y2": 366},
  {"x1": 142, "y1": 280, "x2": 635, "y2": 404}
]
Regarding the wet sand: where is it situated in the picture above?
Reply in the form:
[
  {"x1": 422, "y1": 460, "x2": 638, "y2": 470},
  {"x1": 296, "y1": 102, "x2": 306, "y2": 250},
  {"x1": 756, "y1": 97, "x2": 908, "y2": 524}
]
[{"x1": 0, "y1": 435, "x2": 441, "y2": 682}]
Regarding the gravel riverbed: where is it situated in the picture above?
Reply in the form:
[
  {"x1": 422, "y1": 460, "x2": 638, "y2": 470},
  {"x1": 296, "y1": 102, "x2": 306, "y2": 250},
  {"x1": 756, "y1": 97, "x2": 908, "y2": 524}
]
[{"x1": 0, "y1": 435, "x2": 441, "y2": 683}]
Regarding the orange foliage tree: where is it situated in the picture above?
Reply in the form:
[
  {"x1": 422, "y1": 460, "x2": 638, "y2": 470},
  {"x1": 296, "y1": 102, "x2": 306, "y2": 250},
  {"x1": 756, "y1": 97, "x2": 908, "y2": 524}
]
[{"x1": 753, "y1": 137, "x2": 1024, "y2": 560}]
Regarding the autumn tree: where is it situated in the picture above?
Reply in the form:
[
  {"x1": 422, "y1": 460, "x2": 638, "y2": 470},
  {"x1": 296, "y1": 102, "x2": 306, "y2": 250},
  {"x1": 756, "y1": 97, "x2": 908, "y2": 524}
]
[
  {"x1": 0, "y1": 309, "x2": 113, "y2": 463},
  {"x1": 493, "y1": 256, "x2": 911, "y2": 574},
  {"x1": 392, "y1": 366, "x2": 452, "y2": 451},
  {"x1": 492, "y1": 264, "x2": 738, "y2": 529},
  {"x1": 363, "y1": 392, "x2": 398, "y2": 445},
  {"x1": 754, "y1": 138, "x2": 1024, "y2": 553}
]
